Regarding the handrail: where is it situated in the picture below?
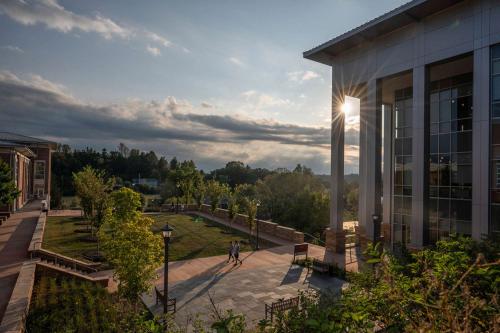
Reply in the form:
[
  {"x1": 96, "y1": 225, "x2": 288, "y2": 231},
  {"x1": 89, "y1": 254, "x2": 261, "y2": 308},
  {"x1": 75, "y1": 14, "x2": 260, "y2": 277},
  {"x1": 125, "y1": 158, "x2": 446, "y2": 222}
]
[
  {"x1": 303, "y1": 232, "x2": 326, "y2": 246},
  {"x1": 31, "y1": 248, "x2": 99, "y2": 273}
]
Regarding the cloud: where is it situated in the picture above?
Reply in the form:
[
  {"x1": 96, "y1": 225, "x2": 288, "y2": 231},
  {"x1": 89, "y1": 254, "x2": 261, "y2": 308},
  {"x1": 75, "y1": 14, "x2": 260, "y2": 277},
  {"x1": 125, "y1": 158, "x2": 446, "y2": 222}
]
[
  {"x1": 228, "y1": 57, "x2": 244, "y2": 67},
  {"x1": 241, "y1": 90, "x2": 291, "y2": 111},
  {"x1": 287, "y1": 70, "x2": 320, "y2": 83},
  {"x1": 146, "y1": 31, "x2": 171, "y2": 47},
  {"x1": 0, "y1": 71, "x2": 344, "y2": 172},
  {"x1": 0, "y1": 0, "x2": 130, "y2": 39},
  {"x1": 1, "y1": 45, "x2": 24, "y2": 53},
  {"x1": 200, "y1": 101, "x2": 214, "y2": 108},
  {"x1": 0, "y1": 0, "x2": 182, "y2": 52},
  {"x1": 146, "y1": 45, "x2": 161, "y2": 57}
]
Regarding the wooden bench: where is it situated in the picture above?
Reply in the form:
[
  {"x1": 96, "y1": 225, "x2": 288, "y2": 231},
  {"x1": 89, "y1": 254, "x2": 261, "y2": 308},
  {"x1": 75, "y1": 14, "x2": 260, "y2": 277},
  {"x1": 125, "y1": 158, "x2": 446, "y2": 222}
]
[
  {"x1": 293, "y1": 243, "x2": 308, "y2": 262},
  {"x1": 155, "y1": 286, "x2": 177, "y2": 313},
  {"x1": 311, "y1": 258, "x2": 329, "y2": 274},
  {"x1": 264, "y1": 296, "x2": 300, "y2": 322}
]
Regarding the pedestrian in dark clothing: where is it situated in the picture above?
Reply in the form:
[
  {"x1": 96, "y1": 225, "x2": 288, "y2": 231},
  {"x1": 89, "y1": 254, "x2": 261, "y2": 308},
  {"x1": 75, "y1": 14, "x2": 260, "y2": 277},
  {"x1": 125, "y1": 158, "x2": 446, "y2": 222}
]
[
  {"x1": 227, "y1": 241, "x2": 235, "y2": 263},
  {"x1": 234, "y1": 241, "x2": 242, "y2": 265}
]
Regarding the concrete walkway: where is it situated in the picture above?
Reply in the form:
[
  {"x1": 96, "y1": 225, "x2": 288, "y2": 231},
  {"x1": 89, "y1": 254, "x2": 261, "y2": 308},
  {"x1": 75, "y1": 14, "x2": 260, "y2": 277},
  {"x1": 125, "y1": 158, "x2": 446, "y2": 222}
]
[
  {"x1": 143, "y1": 244, "x2": 351, "y2": 330},
  {"x1": 0, "y1": 201, "x2": 40, "y2": 321}
]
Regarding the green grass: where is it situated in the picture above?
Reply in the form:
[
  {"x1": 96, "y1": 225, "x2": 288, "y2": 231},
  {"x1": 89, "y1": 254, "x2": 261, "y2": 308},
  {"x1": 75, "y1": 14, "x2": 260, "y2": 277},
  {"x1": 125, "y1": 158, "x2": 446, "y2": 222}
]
[
  {"x1": 27, "y1": 275, "x2": 156, "y2": 333},
  {"x1": 44, "y1": 214, "x2": 277, "y2": 263},
  {"x1": 43, "y1": 216, "x2": 98, "y2": 262},
  {"x1": 151, "y1": 214, "x2": 276, "y2": 261}
]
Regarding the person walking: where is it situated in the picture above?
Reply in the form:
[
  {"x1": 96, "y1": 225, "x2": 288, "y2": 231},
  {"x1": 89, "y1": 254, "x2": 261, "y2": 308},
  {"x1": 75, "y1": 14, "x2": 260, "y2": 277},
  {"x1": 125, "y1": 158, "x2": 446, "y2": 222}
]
[
  {"x1": 227, "y1": 241, "x2": 235, "y2": 263},
  {"x1": 234, "y1": 241, "x2": 242, "y2": 265}
]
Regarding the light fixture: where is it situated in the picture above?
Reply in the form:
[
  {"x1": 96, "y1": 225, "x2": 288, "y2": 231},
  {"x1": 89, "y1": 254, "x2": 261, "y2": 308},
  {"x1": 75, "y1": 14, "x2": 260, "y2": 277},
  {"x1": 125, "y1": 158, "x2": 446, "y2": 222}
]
[{"x1": 161, "y1": 224, "x2": 174, "y2": 239}]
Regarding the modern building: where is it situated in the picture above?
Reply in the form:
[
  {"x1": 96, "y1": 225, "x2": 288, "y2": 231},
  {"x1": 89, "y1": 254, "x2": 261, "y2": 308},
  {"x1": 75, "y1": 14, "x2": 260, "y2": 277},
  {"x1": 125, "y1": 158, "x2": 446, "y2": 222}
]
[
  {"x1": 304, "y1": 0, "x2": 500, "y2": 252},
  {"x1": 0, "y1": 132, "x2": 56, "y2": 212}
]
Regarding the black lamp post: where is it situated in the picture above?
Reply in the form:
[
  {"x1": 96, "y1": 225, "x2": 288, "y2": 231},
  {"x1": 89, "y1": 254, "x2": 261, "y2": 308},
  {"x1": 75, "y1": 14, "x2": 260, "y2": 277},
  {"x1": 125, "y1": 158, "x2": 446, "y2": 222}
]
[
  {"x1": 161, "y1": 224, "x2": 174, "y2": 316},
  {"x1": 255, "y1": 201, "x2": 261, "y2": 250}
]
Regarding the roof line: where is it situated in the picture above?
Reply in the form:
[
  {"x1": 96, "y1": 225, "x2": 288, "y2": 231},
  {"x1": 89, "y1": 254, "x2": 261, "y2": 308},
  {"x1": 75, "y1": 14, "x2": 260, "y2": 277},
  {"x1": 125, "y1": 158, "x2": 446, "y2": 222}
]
[{"x1": 304, "y1": 0, "x2": 423, "y2": 58}]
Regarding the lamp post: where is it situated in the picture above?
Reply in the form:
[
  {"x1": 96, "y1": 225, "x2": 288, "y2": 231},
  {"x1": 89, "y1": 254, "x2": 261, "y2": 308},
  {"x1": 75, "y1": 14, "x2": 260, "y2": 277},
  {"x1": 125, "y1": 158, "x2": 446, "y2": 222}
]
[
  {"x1": 255, "y1": 201, "x2": 261, "y2": 250},
  {"x1": 161, "y1": 224, "x2": 174, "y2": 316}
]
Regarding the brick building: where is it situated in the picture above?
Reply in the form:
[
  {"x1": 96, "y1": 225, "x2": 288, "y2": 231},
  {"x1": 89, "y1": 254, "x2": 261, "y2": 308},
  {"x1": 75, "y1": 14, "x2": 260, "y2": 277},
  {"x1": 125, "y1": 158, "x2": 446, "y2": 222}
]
[{"x1": 0, "y1": 132, "x2": 56, "y2": 212}]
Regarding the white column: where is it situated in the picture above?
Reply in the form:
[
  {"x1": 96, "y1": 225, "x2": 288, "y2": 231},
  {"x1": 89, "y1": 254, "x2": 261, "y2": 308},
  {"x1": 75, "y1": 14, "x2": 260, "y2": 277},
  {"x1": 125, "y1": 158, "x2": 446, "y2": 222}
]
[
  {"x1": 472, "y1": 46, "x2": 490, "y2": 239},
  {"x1": 382, "y1": 104, "x2": 393, "y2": 245},
  {"x1": 330, "y1": 96, "x2": 344, "y2": 232},
  {"x1": 358, "y1": 79, "x2": 380, "y2": 244},
  {"x1": 410, "y1": 65, "x2": 425, "y2": 248}
]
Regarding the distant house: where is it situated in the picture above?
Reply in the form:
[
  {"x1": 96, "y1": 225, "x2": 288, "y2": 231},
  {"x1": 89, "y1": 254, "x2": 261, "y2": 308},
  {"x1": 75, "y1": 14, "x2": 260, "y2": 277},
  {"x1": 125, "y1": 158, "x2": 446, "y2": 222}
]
[
  {"x1": 132, "y1": 178, "x2": 159, "y2": 189},
  {"x1": 0, "y1": 132, "x2": 57, "y2": 212}
]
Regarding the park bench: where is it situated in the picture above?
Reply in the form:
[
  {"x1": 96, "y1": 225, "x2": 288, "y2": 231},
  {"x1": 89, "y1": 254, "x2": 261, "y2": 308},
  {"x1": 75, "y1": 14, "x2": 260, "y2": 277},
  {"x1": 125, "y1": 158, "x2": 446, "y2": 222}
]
[
  {"x1": 293, "y1": 243, "x2": 308, "y2": 262},
  {"x1": 155, "y1": 286, "x2": 177, "y2": 313},
  {"x1": 265, "y1": 296, "x2": 300, "y2": 321},
  {"x1": 311, "y1": 258, "x2": 329, "y2": 274}
]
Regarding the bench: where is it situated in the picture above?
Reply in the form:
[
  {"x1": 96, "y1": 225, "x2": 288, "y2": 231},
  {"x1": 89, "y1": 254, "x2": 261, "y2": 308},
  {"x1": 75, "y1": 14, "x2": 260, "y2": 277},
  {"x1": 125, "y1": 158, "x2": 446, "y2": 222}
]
[
  {"x1": 264, "y1": 296, "x2": 300, "y2": 322},
  {"x1": 311, "y1": 258, "x2": 329, "y2": 274},
  {"x1": 154, "y1": 286, "x2": 177, "y2": 313},
  {"x1": 293, "y1": 243, "x2": 309, "y2": 262}
]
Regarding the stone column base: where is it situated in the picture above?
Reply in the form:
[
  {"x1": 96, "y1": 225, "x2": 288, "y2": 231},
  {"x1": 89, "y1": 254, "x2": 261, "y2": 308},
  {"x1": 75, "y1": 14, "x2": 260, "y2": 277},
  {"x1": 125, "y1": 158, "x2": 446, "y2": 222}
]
[
  {"x1": 325, "y1": 228, "x2": 345, "y2": 254},
  {"x1": 354, "y1": 225, "x2": 369, "y2": 251},
  {"x1": 381, "y1": 223, "x2": 391, "y2": 246}
]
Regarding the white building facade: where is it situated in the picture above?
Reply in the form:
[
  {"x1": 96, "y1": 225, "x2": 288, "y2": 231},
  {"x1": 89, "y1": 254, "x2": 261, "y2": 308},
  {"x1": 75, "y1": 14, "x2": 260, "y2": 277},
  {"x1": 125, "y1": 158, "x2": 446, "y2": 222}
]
[{"x1": 304, "y1": 0, "x2": 500, "y2": 252}]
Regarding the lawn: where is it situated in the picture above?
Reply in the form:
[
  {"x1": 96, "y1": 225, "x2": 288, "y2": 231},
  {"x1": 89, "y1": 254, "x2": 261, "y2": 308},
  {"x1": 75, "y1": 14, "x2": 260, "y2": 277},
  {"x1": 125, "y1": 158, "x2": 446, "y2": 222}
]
[
  {"x1": 151, "y1": 214, "x2": 276, "y2": 261},
  {"x1": 43, "y1": 213, "x2": 277, "y2": 263},
  {"x1": 43, "y1": 216, "x2": 99, "y2": 262}
]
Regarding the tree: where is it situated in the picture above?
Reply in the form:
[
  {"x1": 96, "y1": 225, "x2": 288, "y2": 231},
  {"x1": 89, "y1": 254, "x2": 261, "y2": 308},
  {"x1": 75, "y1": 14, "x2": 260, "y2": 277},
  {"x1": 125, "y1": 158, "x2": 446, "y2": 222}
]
[
  {"x1": 193, "y1": 173, "x2": 206, "y2": 209},
  {"x1": 0, "y1": 160, "x2": 20, "y2": 206},
  {"x1": 235, "y1": 184, "x2": 259, "y2": 239},
  {"x1": 72, "y1": 166, "x2": 114, "y2": 246},
  {"x1": 100, "y1": 188, "x2": 163, "y2": 301},
  {"x1": 226, "y1": 189, "x2": 239, "y2": 229},
  {"x1": 206, "y1": 180, "x2": 228, "y2": 214}
]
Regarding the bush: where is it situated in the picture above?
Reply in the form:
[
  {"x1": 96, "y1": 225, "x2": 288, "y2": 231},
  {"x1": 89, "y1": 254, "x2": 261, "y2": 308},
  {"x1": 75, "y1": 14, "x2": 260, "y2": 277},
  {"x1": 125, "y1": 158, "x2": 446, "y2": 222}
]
[
  {"x1": 266, "y1": 236, "x2": 500, "y2": 332},
  {"x1": 27, "y1": 276, "x2": 162, "y2": 333}
]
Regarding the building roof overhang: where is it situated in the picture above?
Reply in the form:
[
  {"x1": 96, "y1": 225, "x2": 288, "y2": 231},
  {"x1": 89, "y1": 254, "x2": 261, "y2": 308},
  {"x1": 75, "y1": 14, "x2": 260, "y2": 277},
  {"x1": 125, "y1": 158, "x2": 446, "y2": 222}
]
[
  {"x1": 0, "y1": 141, "x2": 36, "y2": 157},
  {"x1": 303, "y1": 0, "x2": 465, "y2": 65}
]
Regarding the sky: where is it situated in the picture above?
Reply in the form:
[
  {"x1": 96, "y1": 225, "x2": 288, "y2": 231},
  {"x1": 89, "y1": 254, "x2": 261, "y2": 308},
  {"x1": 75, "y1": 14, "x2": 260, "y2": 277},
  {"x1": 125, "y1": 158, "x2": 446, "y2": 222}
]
[{"x1": 0, "y1": 0, "x2": 407, "y2": 174}]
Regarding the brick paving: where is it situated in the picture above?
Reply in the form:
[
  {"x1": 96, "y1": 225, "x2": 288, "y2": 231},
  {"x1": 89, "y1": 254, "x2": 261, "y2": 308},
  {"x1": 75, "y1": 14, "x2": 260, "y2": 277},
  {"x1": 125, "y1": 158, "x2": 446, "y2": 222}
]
[
  {"x1": 0, "y1": 201, "x2": 40, "y2": 322},
  {"x1": 142, "y1": 244, "x2": 356, "y2": 330}
]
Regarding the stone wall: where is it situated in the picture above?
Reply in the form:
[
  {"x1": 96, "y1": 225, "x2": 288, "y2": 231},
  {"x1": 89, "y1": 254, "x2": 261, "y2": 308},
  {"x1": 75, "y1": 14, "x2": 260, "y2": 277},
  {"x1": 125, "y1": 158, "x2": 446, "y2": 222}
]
[{"x1": 189, "y1": 204, "x2": 304, "y2": 244}]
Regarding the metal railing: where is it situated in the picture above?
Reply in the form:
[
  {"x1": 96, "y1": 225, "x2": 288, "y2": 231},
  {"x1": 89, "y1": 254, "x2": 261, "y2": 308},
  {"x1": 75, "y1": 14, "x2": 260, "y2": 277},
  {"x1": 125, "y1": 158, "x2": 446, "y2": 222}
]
[{"x1": 31, "y1": 248, "x2": 99, "y2": 273}]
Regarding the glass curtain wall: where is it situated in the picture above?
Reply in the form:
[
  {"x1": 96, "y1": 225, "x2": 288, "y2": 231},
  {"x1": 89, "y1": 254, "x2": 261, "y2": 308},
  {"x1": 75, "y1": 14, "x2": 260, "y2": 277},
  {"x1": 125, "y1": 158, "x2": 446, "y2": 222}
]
[
  {"x1": 393, "y1": 87, "x2": 413, "y2": 247},
  {"x1": 490, "y1": 45, "x2": 500, "y2": 234},
  {"x1": 428, "y1": 73, "x2": 473, "y2": 243}
]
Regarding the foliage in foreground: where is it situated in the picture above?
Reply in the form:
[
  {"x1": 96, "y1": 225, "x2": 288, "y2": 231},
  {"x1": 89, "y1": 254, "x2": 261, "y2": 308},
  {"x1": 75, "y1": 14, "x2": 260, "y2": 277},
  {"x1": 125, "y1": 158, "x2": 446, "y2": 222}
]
[
  {"x1": 0, "y1": 159, "x2": 20, "y2": 205},
  {"x1": 262, "y1": 236, "x2": 500, "y2": 333},
  {"x1": 27, "y1": 276, "x2": 162, "y2": 333},
  {"x1": 100, "y1": 187, "x2": 163, "y2": 301}
]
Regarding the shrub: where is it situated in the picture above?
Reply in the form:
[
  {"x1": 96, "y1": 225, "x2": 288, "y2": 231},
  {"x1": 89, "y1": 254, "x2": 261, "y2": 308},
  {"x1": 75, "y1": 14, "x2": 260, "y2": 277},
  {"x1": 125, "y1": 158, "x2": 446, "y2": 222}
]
[{"x1": 265, "y1": 236, "x2": 500, "y2": 332}]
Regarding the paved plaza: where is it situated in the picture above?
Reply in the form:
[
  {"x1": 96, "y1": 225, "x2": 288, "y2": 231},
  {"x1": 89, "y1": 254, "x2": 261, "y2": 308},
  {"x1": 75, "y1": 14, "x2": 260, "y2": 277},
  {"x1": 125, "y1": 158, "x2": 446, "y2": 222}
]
[
  {"x1": 142, "y1": 244, "x2": 352, "y2": 330},
  {"x1": 0, "y1": 201, "x2": 40, "y2": 321}
]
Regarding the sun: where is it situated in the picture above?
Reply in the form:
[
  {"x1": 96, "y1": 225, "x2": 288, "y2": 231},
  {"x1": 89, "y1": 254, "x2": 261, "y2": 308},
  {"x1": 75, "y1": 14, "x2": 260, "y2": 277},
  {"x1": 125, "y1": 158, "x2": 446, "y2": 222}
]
[{"x1": 340, "y1": 102, "x2": 350, "y2": 114}]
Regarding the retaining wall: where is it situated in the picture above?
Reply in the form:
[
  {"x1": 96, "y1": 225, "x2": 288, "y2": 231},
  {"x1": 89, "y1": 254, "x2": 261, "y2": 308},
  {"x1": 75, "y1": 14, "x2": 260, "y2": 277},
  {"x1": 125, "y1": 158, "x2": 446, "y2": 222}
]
[{"x1": 188, "y1": 204, "x2": 304, "y2": 244}]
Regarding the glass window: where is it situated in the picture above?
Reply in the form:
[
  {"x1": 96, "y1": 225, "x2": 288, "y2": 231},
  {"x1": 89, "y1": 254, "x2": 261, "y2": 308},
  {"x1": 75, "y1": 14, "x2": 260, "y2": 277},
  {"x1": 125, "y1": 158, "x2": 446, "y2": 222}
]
[
  {"x1": 493, "y1": 76, "x2": 500, "y2": 101},
  {"x1": 428, "y1": 70, "x2": 473, "y2": 243},
  {"x1": 440, "y1": 100, "x2": 451, "y2": 121},
  {"x1": 457, "y1": 96, "x2": 473, "y2": 119},
  {"x1": 34, "y1": 161, "x2": 45, "y2": 180}
]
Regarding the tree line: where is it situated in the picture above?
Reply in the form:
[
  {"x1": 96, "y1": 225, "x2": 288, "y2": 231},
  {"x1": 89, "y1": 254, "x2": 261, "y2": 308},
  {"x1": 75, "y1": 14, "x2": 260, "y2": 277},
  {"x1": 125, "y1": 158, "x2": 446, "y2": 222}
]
[{"x1": 51, "y1": 143, "x2": 359, "y2": 239}]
